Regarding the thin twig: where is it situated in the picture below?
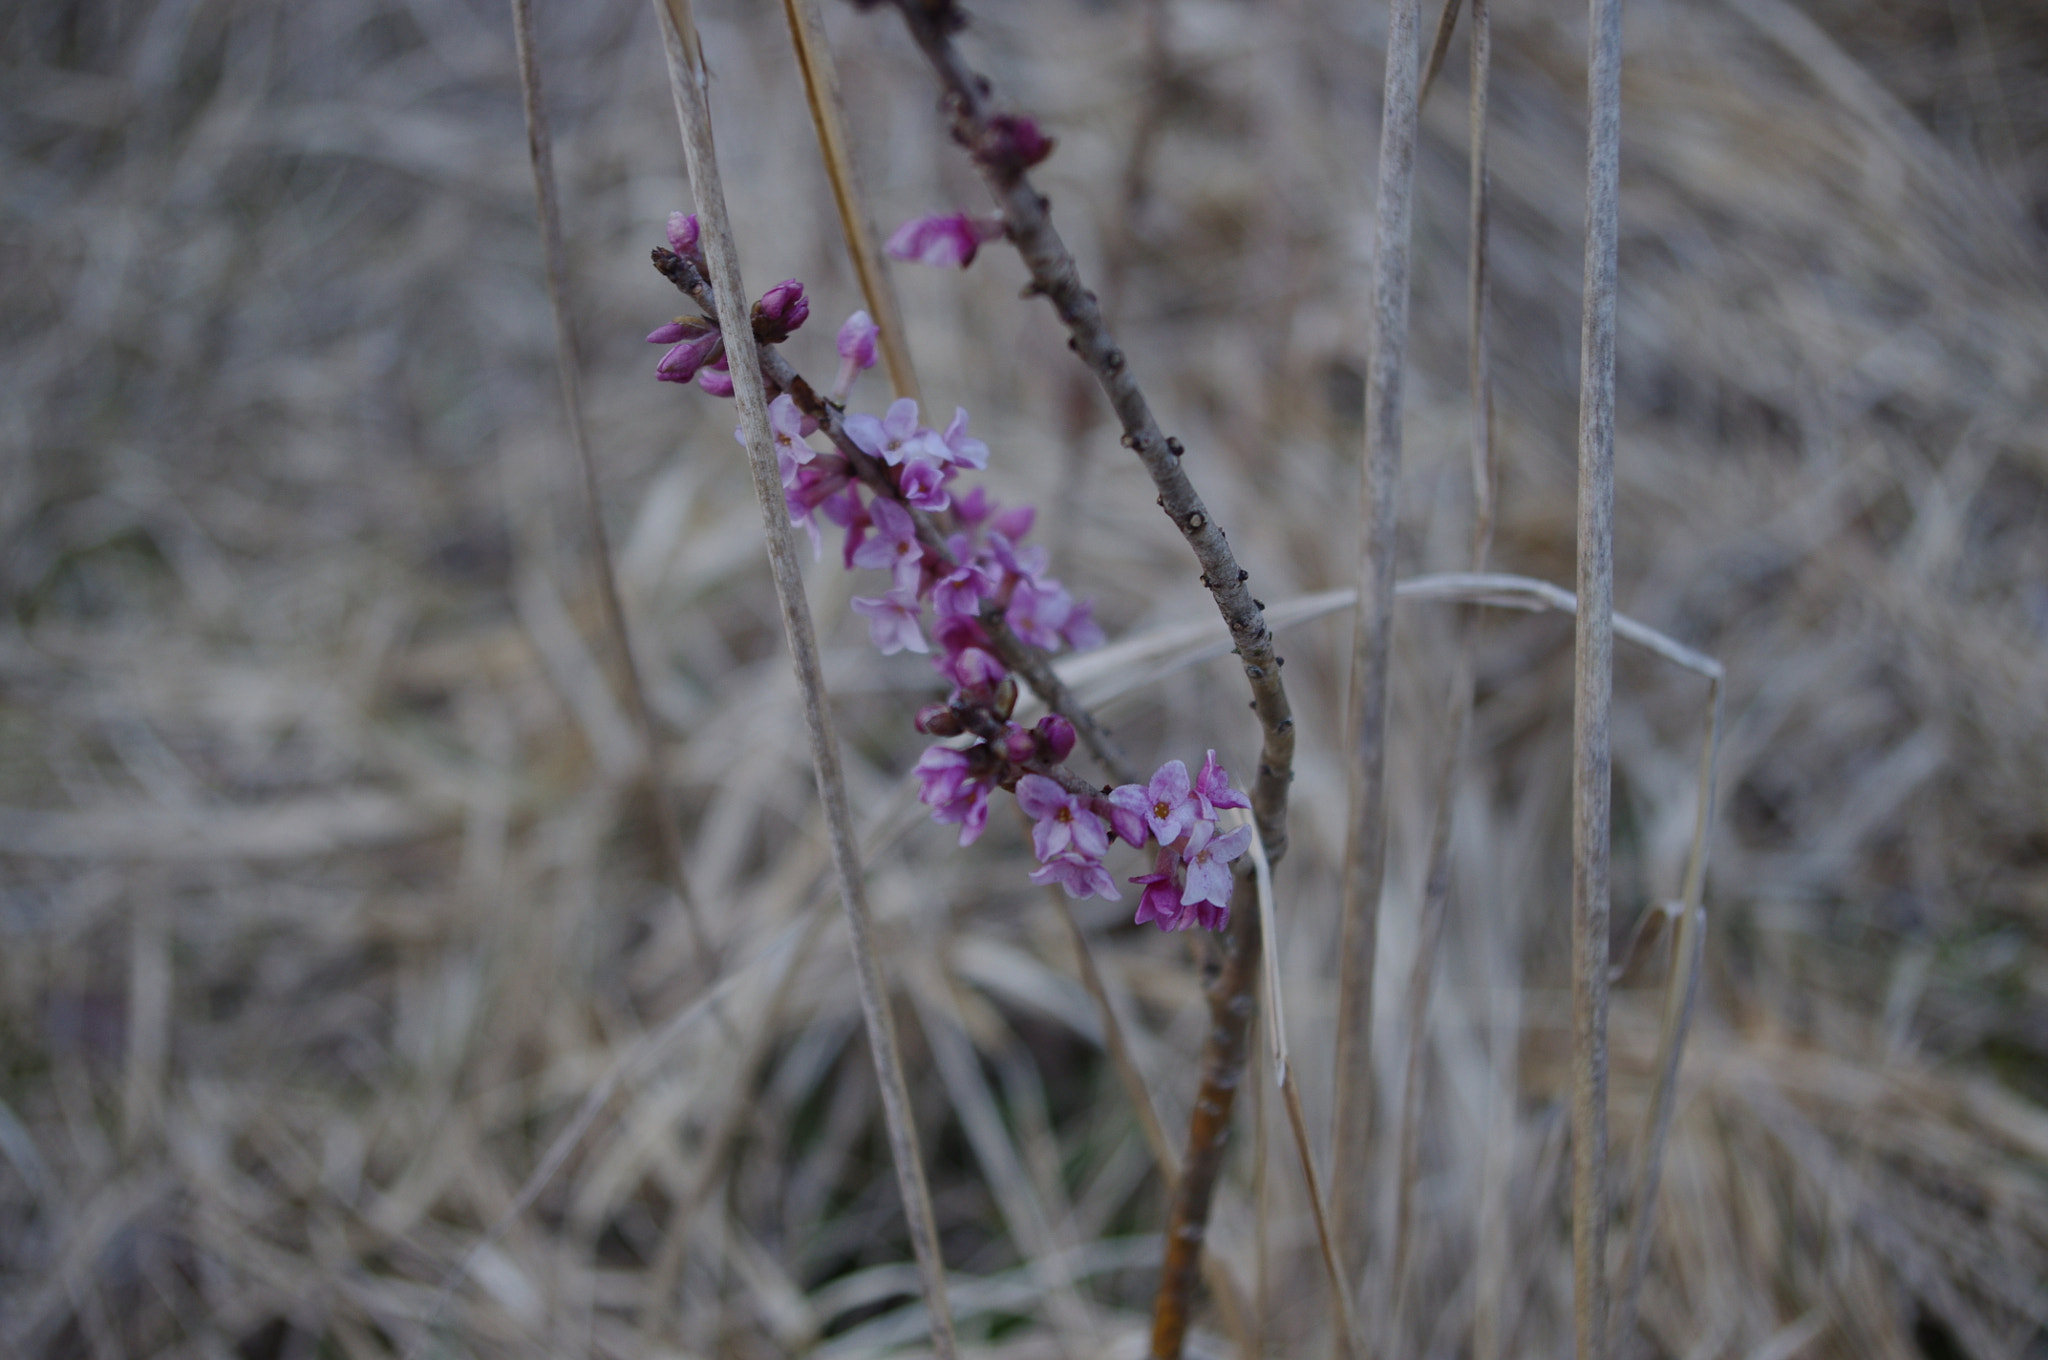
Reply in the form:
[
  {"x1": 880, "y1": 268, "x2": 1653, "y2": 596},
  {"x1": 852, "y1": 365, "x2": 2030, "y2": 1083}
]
[
  {"x1": 507, "y1": 0, "x2": 709, "y2": 962},
  {"x1": 1610, "y1": 678, "x2": 1719, "y2": 1356},
  {"x1": 1387, "y1": 2, "x2": 1493, "y2": 1348},
  {"x1": 1334, "y1": 0, "x2": 1424, "y2": 1279},
  {"x1": 883, "y1": 0, "x2": 1294, "y2": 857},
  {"x1": 778, "y1": 0, "x2": 922, "y2": 406},
  {"x1": 1572, "y1": 0, "x2": 1625, "y2": 1352},
  {"x1": 650, "y1": 3, "x2": 958, "y2": 1354}
]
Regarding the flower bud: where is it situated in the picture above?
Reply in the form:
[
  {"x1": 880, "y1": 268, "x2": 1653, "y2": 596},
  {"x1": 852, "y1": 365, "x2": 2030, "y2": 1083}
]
[
  {"x1": 999, "y1": 724, "x2": 1037, "y2": 764},
  {"x1": 666, "y1": 211, "x2": 706, "y2": 272},
  {"x1": 914, "y1": 702, "x2": 963, "y2": 736},
  {"x1": 1035, "y1": 713, "x2": 1077, "y2": 763},
  {"x1": 991, "y1": 674, "x2": 1019, "y2": 721},
  {"x1": 752, "y1": 279, "x2": 811, "y2": 343},
  {"x1": 980, "y1": 114, "x2": 1055, "y2": 173}
]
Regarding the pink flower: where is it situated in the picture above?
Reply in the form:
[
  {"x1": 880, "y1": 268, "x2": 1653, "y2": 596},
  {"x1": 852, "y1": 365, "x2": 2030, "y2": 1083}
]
[
  {"x1": 737, "y1": 393, "x2": 817, "y2": 484},
  {"x1": 940, "y1": 408, "x2": 990, "y2": 470},
  {"x1": 1005, "y1": 577, "x2": 1072, "y2": 650},
  {"x1": 833, "y1": 310, "x2": 880, "y2": 400},
  {"x1": 851, "y1": 589, "x2": 928, "y2": 655},
  {"x1": 914, "y1": 744, "x2": 993, "y2": 846},
  {"x1": 1015, "y1": 775, "x2": 1110, "y2": 863},
  {"x1": 1111, "y1": 761, "x2": 1198, "y2": 845},
  {"x1": 896, "y1": 456, "x2": 951, "y2": 513},
  {"x1": 1058, "y1": 597, "x2": 1104, "y2": 652},
  {"x1": 886, "y1": 212, "x2": 1006, "y2": 269},
  {"x1": 952, "y1": 486, "x2": 994, "y2": 528},
  {"x1": 1030, "y1": 849, "x2": 1120, "y2": 901},
  {"x1": 990, "y1": 504, "x2": 1035, "y2": 541},
  {"x1": 753, "y1": 278, "x2": 810, "y2": 341},
  {"x1": 1179, "y1": 819, "x2": 1252, "y2": 918},
  {"x1": 1131, "y1": 851, "x2": 1194, "y2": 930},
  {"x1": 1194, "y1": 750, "x2": 1251, "y2": 818},
  {"x1": 845, "y1": 398, "x2": 948, "y2": 466},
  {"x1": 932, "y1": 535, "x2": 997, "y2": 618},
  {"x1": 850, "y1": 496, "x2": 925, "y2": 593}
]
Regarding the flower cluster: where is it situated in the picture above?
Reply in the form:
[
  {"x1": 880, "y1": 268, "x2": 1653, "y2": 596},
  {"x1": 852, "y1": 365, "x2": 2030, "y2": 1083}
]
[{"x1": 649, "y1": 211, "x2": 1248, "y2": 932}]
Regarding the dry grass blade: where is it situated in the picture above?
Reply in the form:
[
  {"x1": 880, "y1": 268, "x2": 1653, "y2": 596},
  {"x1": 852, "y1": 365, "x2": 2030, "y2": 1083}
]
[
  {"x1": 1418, "y1": 0, "x2": 1465, "y2": 109},
  {"x1": 1610, "y1": 680, "x2": 1720, "y2": 1355},
  {"x1": 778, "y1": 0, "x2": 921, "y2": 407},
  {"x1": 506, "y1": 0, "x2": 708, "y2": 962},
  {"x1": 1389, "y1": 3, "x2": 1495, "y2": 1344},
  {"x1": 1572, "y1": 0, "x2": 1625, "y2": 1354},
  {"x1": 1334, "y1": 0, "x2": 1424, "y2": 1270},
  {"x1": 650, "y1": 1, "x2": 958, "y2": 1354},
  {"x1": 1247, "y1": 819, "x2": 1368, "y2": 1359}
]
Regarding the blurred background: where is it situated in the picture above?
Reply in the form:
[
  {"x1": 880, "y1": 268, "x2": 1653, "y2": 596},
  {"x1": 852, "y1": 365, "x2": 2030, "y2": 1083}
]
[{"x1": 3, "y1": 0, "x2": 2046, "y2": 1355}]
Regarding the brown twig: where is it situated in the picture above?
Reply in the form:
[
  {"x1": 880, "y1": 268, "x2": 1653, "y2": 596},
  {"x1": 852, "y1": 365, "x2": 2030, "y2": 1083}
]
[
  {"x1": 1334, "y1": 0, "x2": 1424, "y2": 1285},
  {"x1": 869, "y1": 12, "x2": 1297, "y2": 1348},
  {"x1": 649, "y1": 1, "x2": 959, "y2": 1353},
  {"x1": 507, "y1": 0, "x2": 710, "y2": 963},
  {"x1": 883, "y1": 0, "x2": 1294, "y2": 860},
  {"x1": 1572, "y1": 0, "x2": 1625, "y2": 1353}
]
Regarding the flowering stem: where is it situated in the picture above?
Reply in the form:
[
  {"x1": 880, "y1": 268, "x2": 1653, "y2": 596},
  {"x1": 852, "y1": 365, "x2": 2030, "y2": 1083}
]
[
  {"x1": 650, "y1": 247, "x2": 1138, "y2": 787},
  {"x1": 873, "y1": 8, "x2": 1297, "y2": 1353},
  {"x1": 882, "y1": 0, "x2": 1295, "y2": 860}
]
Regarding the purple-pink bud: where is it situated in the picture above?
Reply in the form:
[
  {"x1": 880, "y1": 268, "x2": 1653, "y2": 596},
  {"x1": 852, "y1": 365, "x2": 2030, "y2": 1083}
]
[
  {"x1": 1035, "y1": 714, "x2": 1077, "y2": 763},
  {"x1": 990, "y1": 504, "x2": 1036, "y2": 542},
  {"x1": 980, "y1": 114, "x2": 1055, "y2": 173},
  {"x1": 914, "y1": 702, "x2": 963, "y2": 737},
  {"x1": 666, "y1": 212, "x2": 706, "y2": 271},
  {"x1": 838, "y1": 311, "x2": 880, "y2": 369},
  {"x1": 751, "y1": 279, "x2": 810, "y2": 343},
  {"x1": 999, "y1": 724, "x2": 1037, "y2": 764},
  {"x1": 886, "y1": 212, "x2": 1007, "y2": 269}
]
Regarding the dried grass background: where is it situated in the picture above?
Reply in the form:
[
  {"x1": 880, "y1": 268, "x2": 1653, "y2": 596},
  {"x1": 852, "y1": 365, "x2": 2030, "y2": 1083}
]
[{"x1": 4, "y1": 0, "x2": 2047, "y2": 1356}]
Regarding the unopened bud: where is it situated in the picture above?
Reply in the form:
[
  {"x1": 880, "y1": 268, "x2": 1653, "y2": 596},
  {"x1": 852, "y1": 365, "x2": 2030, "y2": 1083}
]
[
  {"x1": 999, "y1": 724, "x2": 1037, "y2": 764},
  {"x1": 914, "y1": 702, "x2": 963, "y2": 737},
  {"x1": 992, "y1": 675, "x2": 1019, "y2": 721},
  {"x1": 1035, "y1": 713, "x2": 1077, "y2": 763}
]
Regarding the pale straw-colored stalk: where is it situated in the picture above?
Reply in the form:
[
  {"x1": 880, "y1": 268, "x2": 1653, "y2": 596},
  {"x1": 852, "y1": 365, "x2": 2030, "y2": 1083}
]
[
  {"x1": 650, "y1": 2, "x2": 958, "y2": 1353},
  {"x1": 1572, "y1": 0, "x2": 1625, "y2": 1354},
  {"x1": 777, "y1": 0, "x2": 921, "y2": 406},
  {"x1": 507, "y1": 0, "x2": 708, "y2": 962},
  {"x1": 1388, "y1": 0, "x2": 1493, "y2": 1348},
  {"x1": 1333, "y1": 0, "x2": 1423, "y2": 1277},
  {"x1": 1611, "y1": 679, "x2": 1720, "y2": 1355}
]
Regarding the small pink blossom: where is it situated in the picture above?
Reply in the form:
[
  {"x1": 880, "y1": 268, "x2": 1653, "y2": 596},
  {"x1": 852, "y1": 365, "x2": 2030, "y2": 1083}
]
[
  {"x1": 1004, "y1": 576, "x2": 1072, "y2": 650},
  {"x1": 850, "y1": 496, "x2": 925, "y2": 593},
  {"x1": 1113, "y1": 761, "x2": 1198, "y2": 845},
  {"x1": 990, "y1": 504, "x2": 1035, "y2": 541},
  {"x1": 914, "y1": 744, "x2": 993, "y2": 846},
  {"x1": 1179, "y1": 819, "x2": 1252, "y2": 919},
  {"x1": 1029, "y1": 849, "x2": 1120, "y2": 901},
  {"x1": 1131, "y1": 853, "x2": 1195, "y2": 930},
  {"x1": 851, "y1": 589, "x2": 928, "y2": 655},
  {"x1": 696, "y1": 355, "x2": 733, "y2": 397},
  {"x1": 1015, "y1": 775, "x2": 1110, "y2": 863},
  {"x1": 886, "y1": 212, "x2": 1006, "y2": 269},
  {"x1": 1194, "y1": 749, "x2": 1251, "y2": 818},
  {"x1": 932, "y1": 535, "x2": 998, "y2": 618},
  {"x1": 1058, "y1": 598, "x2": 1104, "y2": 652},
  {"x1": 896, "y1": 456, "x2": 951, "y2": 513},
  {"x1": 845, "y1": 398, "x2": 948, "y2": 466},
  {"x1": 940, "y1": 408, "x2": 990, "y2": 470}
]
